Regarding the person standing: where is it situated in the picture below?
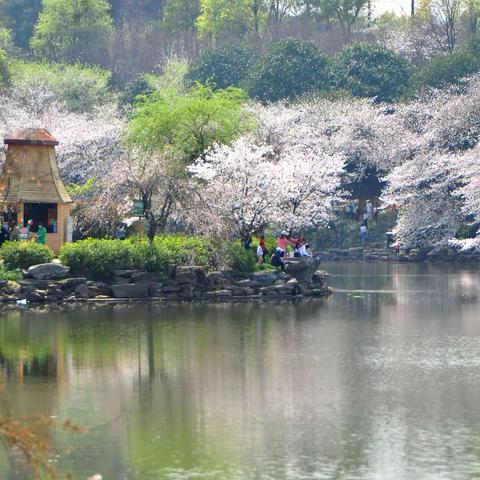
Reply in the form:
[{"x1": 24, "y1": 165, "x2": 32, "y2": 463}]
[
  {"x1": 277, "y1": 232, "x2": 290, "y2": 251},
  {"x1": 259, "y1": 235, "x2": 267, "y2": 263},
  {"x1": 37, "y1": 223, "x2": 47, "y2": 245},
  {"x1": 360, "y1": 224, "x2": 368, "y2": 246},
  {"x1": 10, "y1": 222, "x2": 21, "y2": 241}
]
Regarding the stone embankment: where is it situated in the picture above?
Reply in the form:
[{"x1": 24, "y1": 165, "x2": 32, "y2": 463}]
[
  {"x1": 0, "y1": 259, "x2": 332, "y2": 305},
  {"x1": 316, "y1": 247, "x2": 480, "y2": 263}
]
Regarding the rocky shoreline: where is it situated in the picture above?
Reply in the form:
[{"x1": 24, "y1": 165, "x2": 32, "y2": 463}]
[
  {"x1": 0, "y1": 259, "x2": 332, "y2": 307},
  {"x1": 316, "y1": 247, "x2": 480, "y2": 263}
]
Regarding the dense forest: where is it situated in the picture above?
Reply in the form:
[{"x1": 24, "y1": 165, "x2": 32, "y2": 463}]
[{"x1": 1, "y1": 0, "x2": 480, "y2": 254}]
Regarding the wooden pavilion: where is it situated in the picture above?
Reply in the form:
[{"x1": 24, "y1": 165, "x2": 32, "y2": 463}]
[{"x1": 0, "y1": 128, "x2": 73, "y2": 253}]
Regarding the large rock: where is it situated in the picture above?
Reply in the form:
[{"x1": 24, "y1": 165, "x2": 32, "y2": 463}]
[
  {"x1": 174, "y1": 266, "x2": 207, "y2": 286},
  {"x1": 284, "y1": 257, "x2": 319, "y2": 281},
  {"x1": 312, "y1": 269, "x2": 330, "y2": 285},
  {"x1": 60, "y1": 278, "x2": 87, "y2": 291},
  {"x1": 251, "y1": 272, "x2": 279, "y2": 285},
  {"x1": 27, "y1": 263, "x2": 70, "y2": 280},
  {"x1": 206, "y1": 271, "x2": 230, "y2": 289},
  {"x1": 111, "y1": 283, "x2": 150, "y2": 299}
]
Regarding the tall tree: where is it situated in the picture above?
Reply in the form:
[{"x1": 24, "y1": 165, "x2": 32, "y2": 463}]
[
  {"x1": 197, "y1": 0, "x2": 259, "y2": 41},
  {"x1": 321, "y1": 0, "x2": 368, "y2": 40},
  {"x1": 31, "y1": 0, "x2": 114, "y2": 65},
  {"x1": 0, "y1": 0, "x2": 42, "y2": 49}
]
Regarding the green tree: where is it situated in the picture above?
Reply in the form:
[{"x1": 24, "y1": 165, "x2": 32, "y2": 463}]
[
  {"x1": 186, "y1": 45, "x2": 258, "y2": 89},
  {"x1": 0, "y1": 0, "x2": 42, "y2": 49},
  {"x1": 31, "y1": 0, "x2": 114, "y2": 65},
  {"x1": 0, "y1": 48, "x2": 10, "y2": 88},
  {"x1": 331, "y1": 43, "x2": 413, "y2": 101},
  {"x1": 196, "y1": 0, "x2": 258, "y2": 41},
  {"x1": 126, "y1": 84, "x2": 254, "y2": 161},
  {"x1": 411, "y1": 49, "x2": 480, "y2": 89},
  {"x1": 243, "y1": 38, "x2": 330, "y2": 103},
  {"x1": 321, "y1": 0, "x2": 368, "y2": 40},
  {"x1": 163, "y1": 0, "x2": 200, "y2": 36}
]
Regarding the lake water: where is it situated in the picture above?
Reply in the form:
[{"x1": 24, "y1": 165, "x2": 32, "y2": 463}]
[{"x1": 1, "y1": 262, "x2": 480, "y2": 480}]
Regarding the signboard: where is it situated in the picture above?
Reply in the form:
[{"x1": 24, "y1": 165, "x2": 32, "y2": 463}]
[{"x1": 132, "y1": 199, "x2": 145, "y2": 217}]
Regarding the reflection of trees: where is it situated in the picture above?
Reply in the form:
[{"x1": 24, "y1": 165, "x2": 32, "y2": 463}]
[{"x1": 1, "y1": 262, "x2": 480, "y2": 478}]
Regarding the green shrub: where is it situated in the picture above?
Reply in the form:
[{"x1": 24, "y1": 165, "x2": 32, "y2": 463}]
[
  {"x1": 411, "y1": 50, "x2": 480, "y2": 90},
  {"x1": 0, "y1": 48, "x2": 10, "y2": 88},
  {"x1": 243, "y1": 38, "x2": 330, "y2": 103},
  {"x1": 60, "y1": 236, "x2": 255, "y2": 279},
  {"x1": 118, "y1": 75, "x2": 154, "y2": 109},
  {"x1": 10, "y1": 61, "x2": 111, "y2": 112},
  {"x1": 186, "y1": 45, "x2": 259, "y2": 90},
  {"x1": 1, "y1": 241, "x2": 55, "y2": 270},
  {"x1": 222, "y1": 240, "x2": 256, "y2": 273},
  {"x1": 0, "y1": 264, "x2": 22, "y2": 281},
  {"x1": 331, "y1": 43, "x2": 413, "y2": 101}
]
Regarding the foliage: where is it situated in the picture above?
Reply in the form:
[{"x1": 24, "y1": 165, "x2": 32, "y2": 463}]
[
  {"x1": 186, "y1": 45, "x2": 259, "y2": 90},
  {"x1": 243, "y1": 39, "x2": 330, "y2": 103},
  {"x1": 0, "y1": 26, "x2": 13, "y2": 52},
  {"x1": 10, "y1": 61, "x2": 112, "y2": 112},
  {"x1": 118, "y1": 75, "x2": 155, "y2": 109},
  {"x1": 222, "y1": 240, "x2": 256, "y2": 273},
  {"x1": 0, "y1": 0, "x2": 41, "y2": 49},
  {"x1": 197, "y1": 0, "x2": 255, "y2": 40},
  {"x1": 126, "y1": 84, "x2": 253, "y2": 161},
  {"x1": 331, "y1": 43, "x2": 413, "y2": 101},
  {"x1": 59, "y1": 236, "x2": 255, "y2": 279},
  {"x1": 0, "y1": 242, "x2": 55, "y2": 270},
  {"x1": 0, "y1": 82, "x2": 125, "y2": 184},
  {"x1": 411, "y1": 50, "x2": 480, "y2": 89},
  {"x1": 321, "y1": 0, "x2": 368, "y2": 40},
  {"x1": 0, "y1": 264, "x2": 22, "y2": 281},
  {"x1": 31, "y1": 0, "x2": 114, "y2": 65},
  {"x1": 189, "y1": 103, "x2": 345, "y2": 236},
  {"x1": 0, "y1": 48, "x2": 10, "y2": 88}
]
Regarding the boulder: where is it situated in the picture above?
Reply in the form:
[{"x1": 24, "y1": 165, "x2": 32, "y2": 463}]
[
  {"x1": 162, "y1": 285, "x2": 182, "y2": 293},
  {"x1": 284, "y1": 257, "x2": 319, "y2": 281},
  {"x1": 24, "y1": 290, "x2": 46, "y2": 302},
  {"x1": 175, "y1": 266, "x2": 208, "y2": 288},
  {"x1": 312, "y1": 270, "x2": 330, "y2": 285},
  {"x1": 113, "y1": 270, "x2": 135, "y2": 278},
  {"x1": 75, "y1": 284, "x2": 90, "y2": 299},
  {"x1": 111, "y1": 283, "x2": 150, "y2": 299},
  {"x1": 27, "y1": 263, "x2": 70, "y2": 280},
  {"x1": 251, "y1": 272, "x2": 278, "y2": 285},
  {"x1": 148, "y1": 282, "x2": 164, "y2": 297},
  {"x1": 60, "y1": 278, "x2": 87, "y2": 290},
  {"x1": 215, "y1": 289, "x2": 232, "y2": 297},
  {"x1": 236, "y1": 279, "x2": 262, "y2": 288},
  {"x1": 206, "y1": 271, "x2": 230, "y2": 289},
  {"x1": 131, "y1": 272, "x2": 155, "y2": 283}
]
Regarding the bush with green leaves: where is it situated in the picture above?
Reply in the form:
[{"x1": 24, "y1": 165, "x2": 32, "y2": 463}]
[
  {"x1": 0, "y1": 48, "x2": 10, "y2": 88},
  {"x1": 11, "y1": 61, "x2": 111, "y2": 112},
  {"x1": 118, "y1": 75, "x2": 155, "y2": 109},
  {"x1": 60, "y1": 236, "x2": 256, "y2": 279},
  {"x1": 243, "y1": 39, "x2": 330, "y2": 103},
  {"x1": 331, "y1": 43, "x2": 413, "y2": 101},
  {"x1": 126, "y1": 84, "x2": 253, "y2": 160},
  {"x1": 411, "y1": 50, "x2": 480, "y2": 90},
  {"x1": 1, "y1": 242, "x2": 55, "y2": 270},
  {"x1": 186, "y1": 45, "x2": 258, "y2": 90}
]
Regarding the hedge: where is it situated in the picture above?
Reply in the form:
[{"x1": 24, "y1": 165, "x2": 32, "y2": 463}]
[
  {"x1": 59, "y1": 236, "x2": 256, "y2": 279},
  {"x1": 0, "y1": 241, "x2": 55, "y2": 270}
]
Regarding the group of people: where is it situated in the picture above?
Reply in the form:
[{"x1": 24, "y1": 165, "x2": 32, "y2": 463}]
[
  {"x1": 0, "y1": 207, "x2": 48, "y2": 245},
  {"x1": 251, "y1": 232, "x2": 312, "y2": 272}
]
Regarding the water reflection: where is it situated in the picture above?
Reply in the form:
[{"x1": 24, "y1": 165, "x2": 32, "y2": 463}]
[{"x1": 0, "y1": 262, "x2": 480, "y2": 479}]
